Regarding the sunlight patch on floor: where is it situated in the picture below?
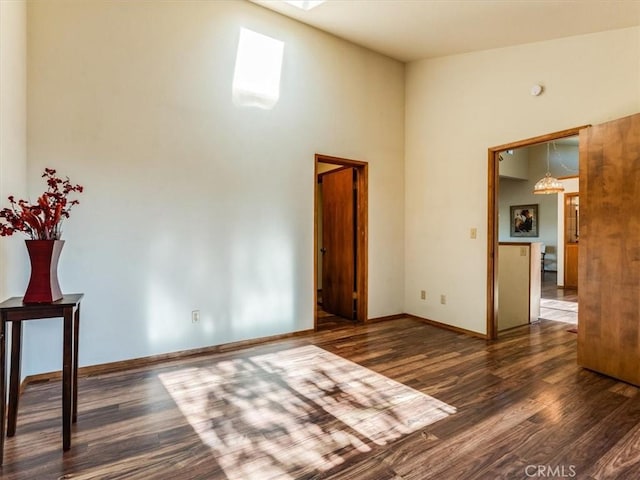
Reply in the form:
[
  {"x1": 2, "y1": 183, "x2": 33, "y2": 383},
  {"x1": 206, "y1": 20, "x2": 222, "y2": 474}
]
[
  {"x1": 159, "y1": 345, "x2": 456, "y2": 479},
  {"x1": 539, "y1": 298, "x2": 578, "y2": 324}
]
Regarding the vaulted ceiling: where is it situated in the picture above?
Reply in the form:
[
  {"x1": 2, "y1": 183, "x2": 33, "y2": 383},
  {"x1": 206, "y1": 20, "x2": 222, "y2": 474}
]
[{"x1": 251, "y1": 0, "x2": 640, "y2": 62}]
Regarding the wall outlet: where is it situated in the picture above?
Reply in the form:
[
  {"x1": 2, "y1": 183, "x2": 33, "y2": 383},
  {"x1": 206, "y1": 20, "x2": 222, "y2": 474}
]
[
  {"x1": 440, "y1": 294, "x2": 446, "y2": 305},
  {"x1": 420, "y1": 290, "x2": 426, "y2": 300},
  {"x1": 192, "y1": 310, "x2": 200, "y2": 323}
]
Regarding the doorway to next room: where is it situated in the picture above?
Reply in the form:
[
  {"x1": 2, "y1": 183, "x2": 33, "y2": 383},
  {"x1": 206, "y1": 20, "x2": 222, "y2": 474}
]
[
  {"x1": 489, "y1": 127, "x2": 585, "y2": 339},
  {"x1": 314, "y1": 154, "x2": 368, "y2": 331},
  {"x1": 499, "y1": 139, "x2": 579, "y2": 330}
]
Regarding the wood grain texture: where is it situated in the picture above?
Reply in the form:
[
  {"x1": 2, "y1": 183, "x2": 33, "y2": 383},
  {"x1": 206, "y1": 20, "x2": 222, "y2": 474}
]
[
  {"x1": 21, "y1": 328, "x2": 315, "y2": 387},
  {"x1": 158, "y1": 345, "x2": 453, "y2": 479},
  {"x1": 322, "y1": 167, "x2": 356, "y2": 319},
  {"x1": 578, "y1": 113, "x2": 640, "y2": 386},
  {"x1": 355, "y1": 162, "x2": 368, "y2": 323},
  {"x1": 2, "y1": 317, "x2": 640, "y2": 479},
  {"x1": 564, "y1": 191, "x2": 580, "y2": 289},
  {"x1": 565, "y1": 244, "x2": 579, "y2": 288},
  {"x1": 0, "y1": 295, "x2": 83, "y2": 465},
  {"x1": 542, "y1": 272, "x2": 578, "y2": 303}
]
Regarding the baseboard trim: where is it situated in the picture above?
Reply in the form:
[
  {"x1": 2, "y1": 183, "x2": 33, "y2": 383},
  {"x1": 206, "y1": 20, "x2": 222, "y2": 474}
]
[
  {"x1": 366, "y1": 313, "x2": 407, "y2": 323},
  {"x1": 21, "y1": 313, "x2": 486, "y2": 388},
  {"x1": 405, "y1": 314, "x2": 488, "y2": 339},
  {"x1": 21, "y1": 328, "x2": 315, "y2": 388}
]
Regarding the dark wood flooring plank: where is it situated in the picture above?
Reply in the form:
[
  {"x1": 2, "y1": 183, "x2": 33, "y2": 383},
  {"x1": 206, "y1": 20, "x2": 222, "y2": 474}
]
[{"x1": 2, "y1": 317, "x2": 640, "y2": 480}]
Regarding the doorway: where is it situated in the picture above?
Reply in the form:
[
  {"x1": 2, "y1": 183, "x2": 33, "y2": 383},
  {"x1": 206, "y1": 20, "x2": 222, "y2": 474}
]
[
  {"x1": 314, "y1": 154, "x2": 368, "y2": 331},
  {"x1": 487, "y1": 125, "x2": 587, "y2": 339}
]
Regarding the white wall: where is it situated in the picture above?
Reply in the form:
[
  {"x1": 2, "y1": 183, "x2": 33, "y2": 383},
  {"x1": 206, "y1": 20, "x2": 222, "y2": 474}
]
[
  {"x1": 405, "y1": 26, "x2": 640, "y2": 334},
  {"x1": 0, "y1": 0, "x2": 28, "y2": 301},
  {"x1": 25, "y1": 0, "x2": 405, "y2": 375}
]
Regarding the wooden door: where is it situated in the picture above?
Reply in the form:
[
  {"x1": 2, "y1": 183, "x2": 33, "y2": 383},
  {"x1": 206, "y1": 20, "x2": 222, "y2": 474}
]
[
  {"x1": 321, "y1": 167, "x2": 356, "y2": 319},
  {"x1": 578, "y1": 112, "x2": 640, "y2": 386},
  {"x1": 564, "y1": 244, "x2": 578, "y2": 288},
  {"x1": 564, "y1": 193, "x2": 579, "y2": 288}
]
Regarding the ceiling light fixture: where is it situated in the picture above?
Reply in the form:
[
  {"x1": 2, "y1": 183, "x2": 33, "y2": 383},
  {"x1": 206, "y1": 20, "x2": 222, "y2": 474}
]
[
  {"x1": 284, "y1": 0, "x2": 326, "y2": 11},
  {"x1": 533, "y1": 142, "x2": 565, "y2": 195}
]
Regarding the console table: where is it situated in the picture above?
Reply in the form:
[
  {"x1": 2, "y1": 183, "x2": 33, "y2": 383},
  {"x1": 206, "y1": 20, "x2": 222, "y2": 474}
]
[{"x1": 0, "y1": 293, "x2": 83, "y2": 465}]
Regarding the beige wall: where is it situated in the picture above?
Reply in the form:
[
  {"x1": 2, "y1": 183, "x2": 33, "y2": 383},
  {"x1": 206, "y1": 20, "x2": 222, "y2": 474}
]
[
  {"x1": 0, "y1": 0, "x2": 28, "y2": 301},
  {"x1": 405, "y1": 26, "x2": 640, "y2": 334},
  {"x1": 25, "y1": 0, "x2": 405, "y2": 374}
]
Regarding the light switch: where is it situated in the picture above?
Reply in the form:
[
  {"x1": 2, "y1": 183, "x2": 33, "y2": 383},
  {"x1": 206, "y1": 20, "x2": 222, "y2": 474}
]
[{"x1": 470, "y1": 228, "x2": 477, "y2": 239}]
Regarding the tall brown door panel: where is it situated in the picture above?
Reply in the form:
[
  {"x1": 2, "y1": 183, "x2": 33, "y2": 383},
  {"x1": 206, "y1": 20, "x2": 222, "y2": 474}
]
[
  {"x1": 564, "y1": 193, "x2": 579, "y2": 288},
  {"x1": 321, "y1": 167, "x2": 356, "y2": 319},
  {"x1": 565, "y1": 244, "x2": 578, "y2": 288},
  {"x1": 578, "y1": 112, "x2": 640, "y2": 386}
]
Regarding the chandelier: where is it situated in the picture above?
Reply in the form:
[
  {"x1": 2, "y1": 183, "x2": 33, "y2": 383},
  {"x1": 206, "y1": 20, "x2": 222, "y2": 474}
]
[{"x1": 533, "y1": 142, "x2": 564, "y2": 194}]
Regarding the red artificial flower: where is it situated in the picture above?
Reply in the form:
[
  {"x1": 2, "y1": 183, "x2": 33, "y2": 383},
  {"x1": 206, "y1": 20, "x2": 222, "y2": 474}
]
[{"x1": 0, "y1": 168, "x2": 84, "y2": 240}]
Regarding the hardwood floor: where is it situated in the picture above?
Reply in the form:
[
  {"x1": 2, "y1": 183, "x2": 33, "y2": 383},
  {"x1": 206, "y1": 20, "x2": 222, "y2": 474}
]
[
  {"x1": 316, "y1": 292, "x2": 357, "y2": 331},
  {"x1": 3, "y1": 317, "x2": 640, "y2": 479},
  {"x1": 316, "y1": 307, "x2": 356, "y2": 331},
  {"x1": 541, "y1": 272, "x2": 578, "y2": 302},
  {"x1": 540, "y1": 272, "x2": 578, "y2": 324}
]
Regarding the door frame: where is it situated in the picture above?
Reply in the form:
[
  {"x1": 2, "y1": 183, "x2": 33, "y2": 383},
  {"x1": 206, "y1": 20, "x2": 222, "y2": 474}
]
[
  {"x1": 314, "y1": 153, "x2": 368, "y2": 329},
  {"x1": 486, "y1": 125, "x2": 588, "y2": 340}
]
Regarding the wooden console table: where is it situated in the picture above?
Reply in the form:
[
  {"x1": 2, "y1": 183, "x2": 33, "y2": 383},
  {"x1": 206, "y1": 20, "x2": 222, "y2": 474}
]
[{"x1": 0, "y1": 294, "x2": 83, "y2": 465}]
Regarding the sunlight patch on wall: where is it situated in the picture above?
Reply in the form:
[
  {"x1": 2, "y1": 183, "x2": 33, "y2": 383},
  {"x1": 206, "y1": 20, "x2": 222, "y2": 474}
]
[
  {"x1": 145, "y1": 235, "x2": 216, "y2": 350},
  {"x1": 229, "y1": 230, "x2": 295, "y2": 335},
  {"x1": 232, "y1": 28, "x2": 284, "y2": 110},
  {"x1": 145, "y1": 239, "x2": 191, "y2": 350}
]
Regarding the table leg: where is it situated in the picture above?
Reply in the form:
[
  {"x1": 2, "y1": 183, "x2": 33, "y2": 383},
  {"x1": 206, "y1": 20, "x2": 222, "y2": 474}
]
[
  {"x1": 0, "y1": 317, "x2": 6, "y2": 465},
  {"x1": 73, "y1": 303, "x2": 80, "y2": 423},
  {"x1": 7, "y1": 321, "x2": 22, "y2": 437},
  {"x1": 62, "y1": 308, "x2": 72, "y2": 451}
]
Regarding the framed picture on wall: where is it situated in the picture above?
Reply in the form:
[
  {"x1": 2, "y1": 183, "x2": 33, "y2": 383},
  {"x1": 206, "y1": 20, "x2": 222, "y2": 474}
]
[{"x1": 510, "y1": 204, "x2": 538, "y2": 237}]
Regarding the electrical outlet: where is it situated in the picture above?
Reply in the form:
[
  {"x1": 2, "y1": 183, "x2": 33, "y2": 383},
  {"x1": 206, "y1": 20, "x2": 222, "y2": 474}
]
[
  {"x1": 192, "y1": 310, "x2": 200, "y2": 323},
  {"x1": 440, "y1": 294, "x2": 446, "y2": 305},
  {"x1": 420, "y1": 290, "x2": 426, "y2": 300}
]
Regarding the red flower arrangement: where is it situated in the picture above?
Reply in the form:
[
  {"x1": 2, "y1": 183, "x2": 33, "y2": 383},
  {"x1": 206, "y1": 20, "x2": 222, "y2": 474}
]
[{"x1": 0, "y1": 168, "x2": 84, "y2": 240}]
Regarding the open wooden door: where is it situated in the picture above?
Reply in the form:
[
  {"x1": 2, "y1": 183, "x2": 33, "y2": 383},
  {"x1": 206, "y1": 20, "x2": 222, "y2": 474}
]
[
  {"x1": 321, "y1": 167, "x2": 356, "y2": 320},
  {"x1": 578, "y1": 112, "x2": 640, "y2": 386}
]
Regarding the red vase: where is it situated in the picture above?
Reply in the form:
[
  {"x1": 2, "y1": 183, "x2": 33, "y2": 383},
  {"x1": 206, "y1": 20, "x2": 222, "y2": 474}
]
[{"x1": 23, "y1": 240, "x2": 64, "y2": 303}]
